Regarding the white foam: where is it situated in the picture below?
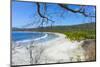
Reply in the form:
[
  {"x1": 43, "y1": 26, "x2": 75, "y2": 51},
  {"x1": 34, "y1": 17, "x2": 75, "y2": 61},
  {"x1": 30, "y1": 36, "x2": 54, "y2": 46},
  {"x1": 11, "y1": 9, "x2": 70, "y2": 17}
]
[
  {"x1": 12, "y1": 32, "x2": 86, "y2": 65},
  {"x1": 34, "y1": 33, "x2": 48, "y2": 41},
  {"x1": 15, "y1": 33, "x2": 48, "y2": 43}
]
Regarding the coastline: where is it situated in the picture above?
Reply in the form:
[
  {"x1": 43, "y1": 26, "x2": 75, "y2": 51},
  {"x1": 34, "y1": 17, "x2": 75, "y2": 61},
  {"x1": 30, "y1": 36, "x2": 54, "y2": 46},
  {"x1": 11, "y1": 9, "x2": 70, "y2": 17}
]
[{"x1": 12, "y1": 32, "x2": 96, "y2": 66}]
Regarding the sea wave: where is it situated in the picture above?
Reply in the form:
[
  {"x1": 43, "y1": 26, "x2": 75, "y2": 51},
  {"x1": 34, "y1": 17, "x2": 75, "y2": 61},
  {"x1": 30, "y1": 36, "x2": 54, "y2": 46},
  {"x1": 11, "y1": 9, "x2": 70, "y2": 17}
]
[
  {"x1": 15, "y1": 33, "x2": 48, "y2": 43},
  {"x1": 34, "y1": 33, "x2": 48, "y2": 41}
]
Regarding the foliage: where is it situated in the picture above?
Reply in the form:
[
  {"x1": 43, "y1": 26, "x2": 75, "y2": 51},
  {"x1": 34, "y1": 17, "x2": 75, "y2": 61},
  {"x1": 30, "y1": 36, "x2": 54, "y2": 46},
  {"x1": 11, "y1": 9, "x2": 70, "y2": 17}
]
[
  {"x1": 13, "y1": 23, "x2": 96, "y2": 40},
  {"x1": 63, "y1": 30, "x2": 95, "y2": 40}
]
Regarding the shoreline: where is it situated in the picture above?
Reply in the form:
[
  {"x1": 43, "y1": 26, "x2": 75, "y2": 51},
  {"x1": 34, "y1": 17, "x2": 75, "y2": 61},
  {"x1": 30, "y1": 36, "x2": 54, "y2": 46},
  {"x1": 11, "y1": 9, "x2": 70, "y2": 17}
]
[
  {"x1": 12, "y1": 32, "x2": 66, "y2": 47},
  {"x1": 12, "y1": 32, "x2": 96, "y2": 66}
]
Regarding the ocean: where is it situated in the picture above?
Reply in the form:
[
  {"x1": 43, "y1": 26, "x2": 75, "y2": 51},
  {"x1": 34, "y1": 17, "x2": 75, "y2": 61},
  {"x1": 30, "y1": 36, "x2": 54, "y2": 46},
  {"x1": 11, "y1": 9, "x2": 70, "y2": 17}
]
[{"x1": 12, "y1": 32, "x2": 45, "y2": 42}]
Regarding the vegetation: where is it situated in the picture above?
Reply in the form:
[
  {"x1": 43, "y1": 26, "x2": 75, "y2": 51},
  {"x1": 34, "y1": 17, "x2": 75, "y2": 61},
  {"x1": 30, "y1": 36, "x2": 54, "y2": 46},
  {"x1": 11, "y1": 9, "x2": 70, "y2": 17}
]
[
  {"x1": 13, "y1": 22, "x2": 96, "y2": 41},
  {"x1": 63, "y1": 30, "x2": 95, "y2": 40}
]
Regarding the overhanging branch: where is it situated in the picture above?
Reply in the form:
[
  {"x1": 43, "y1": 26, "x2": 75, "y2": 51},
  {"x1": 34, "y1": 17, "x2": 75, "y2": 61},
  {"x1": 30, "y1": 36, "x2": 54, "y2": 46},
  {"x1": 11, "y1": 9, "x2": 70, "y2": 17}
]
[
  {"x1": 36, "y1": 3, "x2": 54, "y2": 22},
  {"x1": 58, "y1": 4, "x2": 95, "y2": 17}
]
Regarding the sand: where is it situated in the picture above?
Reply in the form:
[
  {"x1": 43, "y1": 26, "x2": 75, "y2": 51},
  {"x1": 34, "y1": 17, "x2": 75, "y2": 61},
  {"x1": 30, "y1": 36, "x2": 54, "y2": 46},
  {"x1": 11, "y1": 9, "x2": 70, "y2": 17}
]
[{"x1": 12, "y1": 32, "x2": 95, "y2": 66}]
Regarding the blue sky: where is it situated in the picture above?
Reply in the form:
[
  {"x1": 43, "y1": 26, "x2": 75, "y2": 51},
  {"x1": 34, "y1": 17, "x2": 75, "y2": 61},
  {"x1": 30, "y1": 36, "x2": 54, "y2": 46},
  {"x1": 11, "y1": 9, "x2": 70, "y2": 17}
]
[{"x1": 12, "y1": 0, "x2": 96, "y2": 28}]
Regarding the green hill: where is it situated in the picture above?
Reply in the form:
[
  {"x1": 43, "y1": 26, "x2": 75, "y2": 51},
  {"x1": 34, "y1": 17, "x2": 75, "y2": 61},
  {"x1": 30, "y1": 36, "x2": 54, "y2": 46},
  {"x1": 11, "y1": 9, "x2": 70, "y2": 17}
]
[
  {"x1": 13, "y1": 22, "x2": 95, "y2": 31},
  {"x1": 12, "y1": 22, "x2": 96, "y2": 40},
  {"x1": 35, "y1": 22, "x2": 96, "y2": 32}
]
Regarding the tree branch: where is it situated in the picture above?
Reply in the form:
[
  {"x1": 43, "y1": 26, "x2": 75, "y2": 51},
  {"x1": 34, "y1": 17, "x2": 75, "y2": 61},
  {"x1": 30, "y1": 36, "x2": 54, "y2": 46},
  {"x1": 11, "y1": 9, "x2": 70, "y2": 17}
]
[
  {"x1": 58, "y1": 4, "x2": 95, "y2": 17},
  {"x1": 36, "y1": 3, "x2": 54, "y2": 22}
]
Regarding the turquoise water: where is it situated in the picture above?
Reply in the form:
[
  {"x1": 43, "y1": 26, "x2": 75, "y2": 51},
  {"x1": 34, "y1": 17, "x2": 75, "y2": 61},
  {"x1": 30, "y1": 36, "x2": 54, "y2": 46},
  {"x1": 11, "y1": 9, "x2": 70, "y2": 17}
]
[{"x1": 12, "y1": 31, "x2": 58, "y2": 43}]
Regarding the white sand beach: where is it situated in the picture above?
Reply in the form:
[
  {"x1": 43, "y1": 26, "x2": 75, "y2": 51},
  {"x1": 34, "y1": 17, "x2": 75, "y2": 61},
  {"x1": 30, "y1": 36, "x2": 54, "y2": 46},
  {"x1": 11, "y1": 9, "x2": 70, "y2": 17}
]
[{"x1": 12, "y1": 32, "x2": 95, "y2": 65}]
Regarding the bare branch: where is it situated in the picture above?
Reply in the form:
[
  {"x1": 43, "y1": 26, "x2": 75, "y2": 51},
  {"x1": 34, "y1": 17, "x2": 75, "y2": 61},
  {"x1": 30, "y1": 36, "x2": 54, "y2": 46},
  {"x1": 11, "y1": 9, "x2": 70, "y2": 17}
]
[
  {"x1": 36, "y1": 3, "x2": 54, "y2": 22},
  {"x1": 58, "y1": 4, "x2": 95, "y2": 17}
]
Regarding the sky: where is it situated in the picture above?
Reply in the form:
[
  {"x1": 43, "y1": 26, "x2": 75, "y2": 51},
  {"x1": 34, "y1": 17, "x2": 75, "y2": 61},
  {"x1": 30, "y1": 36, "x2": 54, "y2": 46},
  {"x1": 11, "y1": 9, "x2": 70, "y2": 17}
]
[{"x1": 12, "y1": 0, "x2": 96, "y2": 28}]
